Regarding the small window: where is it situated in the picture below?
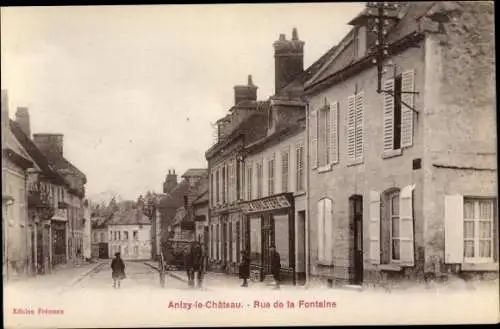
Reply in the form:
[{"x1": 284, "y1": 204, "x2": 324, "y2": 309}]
[
  {"x1": 296, "y1": 144, "x2": 305, "y2": 191},
  {"x1": 124, "y1": 231, "x2": 129, "y2": 241},
  {"x1": 464, "y1": 198, "x2": 495, "y2": 261},
  {"x1": 133, "y1": 231, "x2": 138, "y2": 241},
  {"x1": 281, "y1": 150, "x2": 289, "y2": 193}
]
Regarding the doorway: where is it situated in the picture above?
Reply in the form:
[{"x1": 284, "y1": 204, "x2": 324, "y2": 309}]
[
  {"x1": 261, "y1": 214, "x2": 274, "y2": 280},
  {"x1": 350, "y1": 195, "x2": 363, "y2": 285}
]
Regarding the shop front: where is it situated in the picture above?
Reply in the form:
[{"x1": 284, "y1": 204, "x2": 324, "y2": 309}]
[
  {"x1": 241, "y1": 192, "x2": 296, "y2": 284},
  {"x1": 52, "y1": 220, "x2": 66, "y2": 266}
]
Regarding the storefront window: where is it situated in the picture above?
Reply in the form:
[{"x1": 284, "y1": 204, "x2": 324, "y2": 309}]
[
  {"x1": 250, "y1": 217, "x2": 261, "y2": 265},
  {"x1": 274, "y1": 215, "x2": 289, "y2": 268}
]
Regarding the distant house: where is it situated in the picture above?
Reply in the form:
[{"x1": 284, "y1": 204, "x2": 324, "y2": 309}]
[
  {"x1": 91, "y1": 214, "x2": 112, "y2": 259},
  {"x1": 107, "y1": 206, "x2": 151, "y2": 260}
]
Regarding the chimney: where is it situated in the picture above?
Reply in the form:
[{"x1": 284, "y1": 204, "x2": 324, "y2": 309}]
[
  {"x1": 233, "y1": 75, "x2": 258, "y2": 106},
  {"x1": 273, "y1": 27, "x2": 305, "y2": 94},
  {"x1": 33, "y1": 133, "x2": 64, "y2": 158},
  {"x1": 163, "y1": 169, "x2": 178, "y2": 194},
  {"x1": 15, "y1": 107, "x2": 31, "y2": 138}
]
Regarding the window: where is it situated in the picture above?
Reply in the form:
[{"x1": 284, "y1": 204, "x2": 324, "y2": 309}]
[
  {"x1": 222, "y1": 166, "x2": 226, "y2": 204},
  {"x1": 210, "y1": 172, "x2": 214, "y2": 206},
  {"x1": 246, "y1": 166, "x2": 253, "y2": 200},
  {"x1": 296, "y1": 143, "x2": 305, "y2": 191},
  {"x1": 124, "y1": 246, "x2": 129, "y2": 257},
  {"x1": 318, "y1": 106, "x2": 330, "y2": 166},
  {"x1": 347, "y1": 92, "x2": 364, "y2": 162},
  {"x1": 464, "y1": 198, "x2": 495, "y2": 261},
  {"x1": 317, "y1": 198, "x2": 333, "y2": 263},
  {"x1": 124, "y1": 231, "x2": 129, "y2": 241},
  {"x1": 93, "y1": 232, "x2": 98, "y2": 242},
  {"x1": 100, "y1": 232, "x2": 104, "y2": 242},
  {"x1": 256, "y1": 161, "x2": 263, "y2": 198},
  {"x1": 383, "y1": 70, "x2": 415, "y2": 153},
  {"x1": 281, "y1": 149, "x2": 289, "y2": 193},
  {"x1": 210, "y1": 225, "x2": 214, "y2": 259},
  {"x1": 117, "y1": 231, "x2": 121, "y2": 241},
  {"x1": 389, "y1": 191, "x2": 401, "y2": 261},
  {"x1": 268, "y1": 156, "x2": 275, "y2": 196},
  {"x1": 216, "y1": 223, "x2": 220, "y2": 260},
  {"x1": 216, "y1": 169, "x2": 220, "y2": 203},
  {"x1": 133, "y1": 245, "x2": 139, "y2": 256},
  {"x1": 133, "y1": 230, "x2": 138, "y2": 241}
]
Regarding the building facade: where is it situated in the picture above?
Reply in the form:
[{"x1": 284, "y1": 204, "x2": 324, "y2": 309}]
[
  {"x1": 91, "y1": 216, "x2": 110, "y2": 259},
  {"x1": 303, "y1": 2, "x2": 497, "y2": 286},
  {"x1": 107, "y1": 207, "x2": 152, "y2": 260}
]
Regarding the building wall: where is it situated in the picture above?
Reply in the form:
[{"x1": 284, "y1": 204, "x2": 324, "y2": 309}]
[
  {"x1": 2, "y1": 158, "x2": 30, "y2": 278},
  {"x1": 108, "y1": 224, "x2": 151, "y2": 260},
  {"x1": 307, "y1": 43, "x2": 426, "y2": 283},
  {"x1": 91, "y1": 227, "x2": 108, "y2": 258},
  {"x1": 422, "y1": 3, "x2": 497, "y2": 277},
  {"x1": 83, "y1": 205, "x2": 91, "y2": 259}
]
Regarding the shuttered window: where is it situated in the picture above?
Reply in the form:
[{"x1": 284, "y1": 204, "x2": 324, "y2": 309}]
[
  {"x1": 383, "y1": 69, "x2": 415, "y2": 153},
  {"x1": 347, "y1": 93, "x2": 364, "y2": 162},
  {"x1": 268, "y1": 155, "x2": 275, "y2": 196},
  {"x1": 347, "y1": 96, "x2": 356, "y2": 162},
  {"x1": 310, "y1": 111, "x2": 318, "y2": 169},
  {"x1": 256, "y1": 161, "x2": 263, "y2": 198},
  {"x1": 354, "y1": 92, "x2": 364, "y2": 161},
  {"x1": 281, "y1": 149, "x2": 289, "y2": 193},
  {"x1": 446, "y1": 196, "x2": 497, "y2": 264},
  {"x1": 317, "y1": 198, "x2": 333, "y2": 263},
  {"x1": 369, "y1": 191, "x2": 381, "y2": 264},
  {"x1": 318, "y1": 106, "x2": 330, "y2": 167},
  {"x1": 296, "y1": 143, "x2": 305, "y2": 192},
  {"x1": 329, "y1": 102, "x2": 339, "y2": 164},
  {"x1": 246, "y1": 166, "x2": 253, "y2": 201}
]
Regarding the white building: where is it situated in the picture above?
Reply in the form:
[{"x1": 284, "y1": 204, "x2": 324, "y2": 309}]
[{"x1": 107, "y1": 207, "x2": 151, "y2": 260}]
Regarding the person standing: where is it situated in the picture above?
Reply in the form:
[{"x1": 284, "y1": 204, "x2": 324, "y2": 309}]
[
  {"x1": 239, "y1": 250, "x2": 250, "y2": 287},
  {"x1": 269, "y1": 245, "x2": 281, "y2": 289},
  {"x1": 111, "y1": 252, "x2": 126, "y2": 289},
  {"x1": 183, "y1": 245, "x2": 195, "y2": 288}
]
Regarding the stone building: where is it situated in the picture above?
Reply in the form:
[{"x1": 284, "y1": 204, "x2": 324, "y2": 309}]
[
  {"x1": 303, "y1": 2, "x2": 497, "y2": 287},
  {"x1": 107, "y1": 206, "x2": 151, "y2": 260},
  {"x1": 32, "y1": 133, "x2": 87, "y2": 264}
]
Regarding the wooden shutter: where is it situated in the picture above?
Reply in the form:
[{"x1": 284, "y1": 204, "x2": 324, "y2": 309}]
[
  {"x1": 399, "y1": 184, "x2": 415, "y2": 266},
  {"x1": 317, "y1": 200, "x2": 325, "y2": 262},
  {"x1": 347, "y1": 95, "x2": 356, "y2": 162},
  {"x1": 263, "y1": 157, "x2": 269, "y2": 197},
  {"x1": 310, "y1": 111, "x2": 318, "y2": 169},
  {"x1": 401, "y1": 69, "x2": 415, "y2": 148},
  {"x1": 444, "y1": 194, "x2": 464, "y2": 264},
  {"x1": 355, "y1": 92, "x2": 365, "y2": 161},
  {"x1": 329, "y1": 102, "x2": 339, "y2": 164},
  {"x1": 383, "y1": 79, "x2": 395, "y2": 152},
  {"x1": 324, "y1": 199, "x2": 333, "y2": 264},
  {"x1": 369, "y1": 191, "x2": 381, "y2": 264}
]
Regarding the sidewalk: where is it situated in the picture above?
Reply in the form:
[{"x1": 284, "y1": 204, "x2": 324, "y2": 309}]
[
  {"x1": 4, "y1": 259, "x2": 106, "y2": 294},
  {"x1": 143, "y1": 261, "x2": 302, "y2": 290}
]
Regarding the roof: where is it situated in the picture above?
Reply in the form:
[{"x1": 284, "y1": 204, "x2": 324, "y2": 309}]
[
  {"x1": 107, "y1": 207, "x2": 151, "y2": 226},
  {"x1": 192, "y1": 190, "x2": 209, "y2": 205},
  {"x1": 43, "y1": 152, "x2": 87, "y2": 184},
  {"x1": 9, "y1": 120, "x2": 68, "y2": 186},
  {"x1": 3, "y1": 147, "x2": 33, "y2": 169},
  {"x1": 181, "y1": 168, "x2": 208, "y2": 178},
  {"x1": 245, "y1": 120, "x2": 305, "y2": 154},
  {"x1": 305, "y1": 2, "x2": 434, "y2": 91}
]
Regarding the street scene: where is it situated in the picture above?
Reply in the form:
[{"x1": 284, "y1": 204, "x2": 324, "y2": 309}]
[{"x1": 2, "y1": 1, "x2": 498, "y2": 327}]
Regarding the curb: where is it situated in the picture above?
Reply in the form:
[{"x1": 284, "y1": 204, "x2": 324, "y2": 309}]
[{"x1": 57, "y1": 262, "x2": 106, "y2": 294}]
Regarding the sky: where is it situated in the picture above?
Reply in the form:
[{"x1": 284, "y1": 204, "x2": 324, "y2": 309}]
[{"x1": 1, "y1": 3, "x2": 365, "y2": 202}]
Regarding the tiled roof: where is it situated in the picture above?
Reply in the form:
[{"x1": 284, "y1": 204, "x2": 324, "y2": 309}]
[
  {"x1": 9, "y1": 120, "x2": 68, "y2": 186},
  {"x1": 181, "y1": 168, "x2": 208, "y2": 178},
  {"x1": 305, "y1": 2, "x2": 435, "y2": 90},
  {"x1": 43, "y1": 153, "x2": 87, "y2": 184},
  {"x1": 107, "y1": 207, "x2": 151, "y2": 226}
]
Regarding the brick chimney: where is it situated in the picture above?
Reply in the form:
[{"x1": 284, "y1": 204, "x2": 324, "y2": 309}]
[
  {"x1": 273, "y1": 27, "x2": 305, "y2": 94},
  {"x1": 163, "y1": 169, "x2": 178, "y2": 194},
  {"x1": 15, "y1": 107, "x2": 31, "y2": 138},
  {"x1": 33, "y1": 133, "x2": 64, "y2": 158},
  {"x1": 233, "y1": 75, "x2": 258, "y2": 106}
]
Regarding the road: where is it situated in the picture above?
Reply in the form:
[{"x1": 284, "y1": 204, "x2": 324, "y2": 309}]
[{"x1": 70, "y1": 260, "x2": 187, "y2": 291}]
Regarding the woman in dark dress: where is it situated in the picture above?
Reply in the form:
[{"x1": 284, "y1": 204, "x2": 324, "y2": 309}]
[
  {"x1": 111, "y1": 252, "x2": 126, "y2": 289},
  {"x1": 239, "y1": 250, "x2": 250, "y2": 287}
]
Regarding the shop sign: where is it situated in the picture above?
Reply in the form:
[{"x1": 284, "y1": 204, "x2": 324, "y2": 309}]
[{"x1": 241, "y1": 195, "x2": 291, "y2": 214}]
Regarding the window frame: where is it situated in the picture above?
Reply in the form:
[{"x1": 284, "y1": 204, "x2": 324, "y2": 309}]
[
  {"x1": 318, "y1": 105, "x2": 331, "y2": 167},
  {"x1": 463, "y1": 197, "x2": 496, "y2": 264},
  {"x1": 389, "y1": 190, "x2": 401, "y2": 262},
  {"x1": 281, "y1": 148, "x2": 289, "y2": 193},
  {"x1": 296, "y1": 143, "x2": 305, "y2": 192}
]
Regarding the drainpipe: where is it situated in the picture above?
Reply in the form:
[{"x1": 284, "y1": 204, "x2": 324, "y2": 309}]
[{"x1": 304, "y1": 100, "x2": 311, "y2": 286}]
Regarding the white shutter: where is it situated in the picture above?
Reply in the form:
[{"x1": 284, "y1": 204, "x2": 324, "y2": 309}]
[
  {"x1": 329, "y1": 102, "x2": 339, "y2": 164},
  {"x1": 263, "y1": 158, "x2": 269, "y2": 197},
  {"x1": 324, "y1": 199, "x2": 333, "y2": 264},
  {"x1": 383, "y1": 79, "x2": 395, "y2": 152},
  {"x1": 310, "y1": 111, "x2": 318, "y2": 169},
  {"x1": 317, "y1": 200, "x2": 325, "y2": 262},
  {"x1": 444, "y1": 194, "x2": 464, "y2": 264},
  {"x1": 369, "y1": 191, "x2": 381, "y2": 264},
  {"x1": 355, "y1": 92, "x2": 365, "y2": 161},
  {"x1": 347, "y1": 95, "x2": 356, "y2": 162},
  {"x1": 401, "y1": 69, "x2": 415, "y2": 148},
  {"x1": 399, "y1": 184, "x2": 415, "y2": 266}
]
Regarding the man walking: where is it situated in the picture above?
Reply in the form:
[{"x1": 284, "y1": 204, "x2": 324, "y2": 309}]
[
  {"x1": 269, "y1": 245, "x2": 281, "y2": 289},
  {"x1": 111, "y1": 252, "x2": 126, "y2": 289},
  {"x1": 184, "y1": 241, "x2": 205, "y2": 288}
]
